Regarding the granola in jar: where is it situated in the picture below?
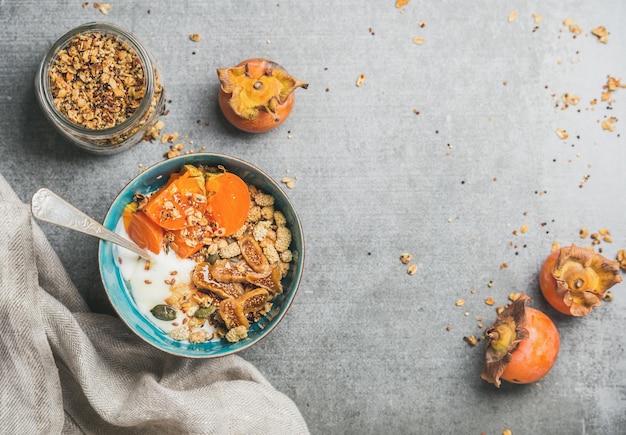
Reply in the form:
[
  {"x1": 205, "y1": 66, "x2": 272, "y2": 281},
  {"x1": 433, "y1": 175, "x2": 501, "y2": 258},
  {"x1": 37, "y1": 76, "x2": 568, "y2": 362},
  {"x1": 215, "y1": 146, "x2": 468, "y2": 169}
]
[{"x1": 36, "y1": 22, "x2": 165, "y2": 154}]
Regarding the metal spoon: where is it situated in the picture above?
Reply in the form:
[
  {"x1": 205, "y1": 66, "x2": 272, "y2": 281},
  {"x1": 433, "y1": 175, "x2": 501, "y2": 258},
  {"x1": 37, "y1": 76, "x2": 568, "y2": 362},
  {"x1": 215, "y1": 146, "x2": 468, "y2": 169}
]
[{"x1": 31, "y1": 188, "x2": 150, "y2": 260}]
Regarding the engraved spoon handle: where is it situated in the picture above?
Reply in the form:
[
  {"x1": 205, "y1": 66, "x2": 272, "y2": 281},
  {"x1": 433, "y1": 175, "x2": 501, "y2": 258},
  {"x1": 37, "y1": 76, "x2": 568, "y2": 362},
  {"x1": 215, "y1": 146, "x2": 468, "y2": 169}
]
[{"x1": 31, "y1": 188, "x2": 149, "y2": 259}]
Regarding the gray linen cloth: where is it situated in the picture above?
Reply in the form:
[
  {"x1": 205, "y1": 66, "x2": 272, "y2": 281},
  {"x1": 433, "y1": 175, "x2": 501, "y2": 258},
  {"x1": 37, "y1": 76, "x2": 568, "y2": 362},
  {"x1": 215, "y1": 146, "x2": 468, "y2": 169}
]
[{"x1": 0, "y1": 173, "x2": 309, "y2": 434}]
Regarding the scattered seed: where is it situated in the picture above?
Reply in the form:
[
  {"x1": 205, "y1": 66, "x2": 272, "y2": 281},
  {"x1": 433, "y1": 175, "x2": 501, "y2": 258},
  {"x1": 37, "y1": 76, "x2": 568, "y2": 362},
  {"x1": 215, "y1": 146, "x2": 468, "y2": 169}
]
[
  {"x1": 400, "y1": 253, "x2": 413, "y2": 264},
  {"x1": 508, "y1": 11, "x2": 518, "y2": 23},
  {"x1": 556, "y1": 128, "x2": 569, "y2": 139},
  {"x1": 532, "y1": 13, "x2": 543, "y2": 24},
  {"x1": 509, "y1": 293, "x2": 523, "y2": 301},
  {"x1": 189, "y1": 33, "x2": 202, "y2": 42},
  {"x1": 407, "y1": 264, "x2": 418, "y2": 275},
  {"x1": 603, "y1": 291, "x2": 614, "y2": 302},
  {"x1": 485, "y1": 297, "x2": 495, "y2": 306},
  {"x1": 356, "y1": 74, "x2": 366, "y2": 87},
  {"x1": 580, "y1": 227, "x2": 589, "y2": 238},
  {"x1": 455, "y1": 299, "x2": 466, "y2": 307},
  {"x1": 412, "y1": 36, "x2": 425, "y2": 45}
]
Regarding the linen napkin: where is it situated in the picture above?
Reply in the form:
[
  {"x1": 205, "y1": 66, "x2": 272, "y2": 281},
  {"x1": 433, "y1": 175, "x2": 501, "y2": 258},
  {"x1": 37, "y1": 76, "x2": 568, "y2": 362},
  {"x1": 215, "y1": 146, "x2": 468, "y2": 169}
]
[{"x1": 0, "y1": 173, "x2": 309, "y2": 434}]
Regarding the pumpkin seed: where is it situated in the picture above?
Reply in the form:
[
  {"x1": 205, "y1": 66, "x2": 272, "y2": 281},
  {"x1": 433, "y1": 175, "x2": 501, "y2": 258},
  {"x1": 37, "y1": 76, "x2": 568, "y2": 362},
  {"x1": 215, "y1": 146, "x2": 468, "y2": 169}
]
[
  {"x1": 194, "y1": 306, "x2": 217, "y2": 319},
  {"x1": 150, "y1": 304, "x2": 177, "y2": 321}
]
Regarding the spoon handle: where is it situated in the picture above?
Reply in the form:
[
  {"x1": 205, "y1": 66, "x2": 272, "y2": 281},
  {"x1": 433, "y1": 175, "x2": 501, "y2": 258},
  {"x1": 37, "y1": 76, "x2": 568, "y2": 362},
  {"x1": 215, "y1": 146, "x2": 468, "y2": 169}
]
[{"x1": 31, "y1": 188, "x2": 149, "y2": 259}]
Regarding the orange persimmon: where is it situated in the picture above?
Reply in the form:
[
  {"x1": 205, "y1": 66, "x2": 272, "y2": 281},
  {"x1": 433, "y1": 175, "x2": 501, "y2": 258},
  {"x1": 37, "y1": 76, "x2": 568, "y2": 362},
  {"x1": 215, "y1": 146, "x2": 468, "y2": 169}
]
[
  {"x1": 143, "y1": 165, "x2": 207, "y2": 230},
  {"x1": 539, "y1": 245, "x2": 622, "y2": 316},
  {"x1": 166, "y1": 226, "x2": 206, "y2": 259},
  {"x1": 205, "y1": 172, "x2": 250, "y2": 236},
  {"x1": 481, "y1": 295, "x2": 560, "y2": 387},
  {"x1": 122, "y1": 205, "x2": 163, "y2": 255},
  {"x1": 217, "y1": 58, "x2": 308, "y2": 133}
]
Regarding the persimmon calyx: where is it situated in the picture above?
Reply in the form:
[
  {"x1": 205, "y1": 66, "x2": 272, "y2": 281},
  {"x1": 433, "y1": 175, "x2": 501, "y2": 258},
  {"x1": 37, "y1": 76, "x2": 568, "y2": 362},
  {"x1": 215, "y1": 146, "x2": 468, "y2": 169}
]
[
  {"x1": 217, "y1": 61, "x2": 308, "y2": 121},
  {"x1": 481, "y1": 295, "x2": 530, "y2": 388},
  {"x1": 552, "y1": 244, "x2": 622, "y2": 316}
]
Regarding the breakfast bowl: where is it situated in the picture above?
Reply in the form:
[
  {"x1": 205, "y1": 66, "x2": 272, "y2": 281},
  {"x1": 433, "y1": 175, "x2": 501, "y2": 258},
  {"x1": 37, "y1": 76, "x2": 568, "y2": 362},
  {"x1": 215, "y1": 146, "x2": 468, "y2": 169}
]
[{"x1": 99, "y1": 153, "x2": 304, "y2": 358}]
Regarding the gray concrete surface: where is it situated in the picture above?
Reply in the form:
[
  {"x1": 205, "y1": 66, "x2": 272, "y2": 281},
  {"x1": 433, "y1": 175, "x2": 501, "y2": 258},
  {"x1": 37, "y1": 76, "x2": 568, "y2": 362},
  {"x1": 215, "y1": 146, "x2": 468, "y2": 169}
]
[{"x1": 1, "y1": 1, "x2": 625, "y2": 434}]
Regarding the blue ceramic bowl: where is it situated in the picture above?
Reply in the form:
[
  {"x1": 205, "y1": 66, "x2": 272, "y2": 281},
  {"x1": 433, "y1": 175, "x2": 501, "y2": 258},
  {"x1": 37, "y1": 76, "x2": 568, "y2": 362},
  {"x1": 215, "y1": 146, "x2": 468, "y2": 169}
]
[{"x1": 99, "y1": 153, "x2": 304, "y2": 358}]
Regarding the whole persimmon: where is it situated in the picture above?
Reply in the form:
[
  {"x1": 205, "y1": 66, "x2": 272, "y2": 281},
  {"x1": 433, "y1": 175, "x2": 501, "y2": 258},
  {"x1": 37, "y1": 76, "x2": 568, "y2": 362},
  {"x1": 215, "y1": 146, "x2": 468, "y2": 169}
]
[
  {"x1": 481, "y1": 295, "x2": 560, "y2": 387},
  {"x1": 539, "y1": 244, "x2": 622, "y2": 316},
  {"x1": 217, "y1": 58, "x2": 308, "y2": 133}
]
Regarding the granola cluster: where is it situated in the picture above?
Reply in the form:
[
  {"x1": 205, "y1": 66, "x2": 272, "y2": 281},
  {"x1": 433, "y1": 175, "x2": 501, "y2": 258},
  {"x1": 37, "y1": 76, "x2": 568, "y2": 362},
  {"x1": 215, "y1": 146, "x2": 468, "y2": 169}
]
[{"x1": 50, "y1": 32, "x2": 146, "y2": 129}]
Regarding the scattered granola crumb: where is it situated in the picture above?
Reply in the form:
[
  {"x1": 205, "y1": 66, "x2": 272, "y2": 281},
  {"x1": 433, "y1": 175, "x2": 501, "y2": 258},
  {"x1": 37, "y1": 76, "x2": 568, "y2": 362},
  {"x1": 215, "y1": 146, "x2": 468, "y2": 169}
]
[
  {"x1": 563, "y1": 18, "x2": 582, "y2": 34},
  {"x1": 464, "y1": 335, "x2": 478, "y2": 346},
  {"x1": 508, "y1": 11, "x2": 518, "y2": 23},
  {"x1": 503, "y1": 429, "x2": 513, "y2": 435},
  {"x1": 455, "y1": 299, "x2": 466, "y2": 307},
  {"x1": 601, "y1": 117, "x2": 617, "y2": 132},
  {"x1": 556, "y1": 128, "x2": 569, "y2": 140},
  {"x1": 395, "y1": 0, "x2": 410, "y2": 8},
  {"x1": 532, "y1": 13, "x2": 542, "y2": 24},
  {"x1": 412, "y1": 36, "x2": 425, "y2": 45},
  {"x1": 603, "y1": 290, "x2": 614, "y2": 302},
  {"x1": 591, "y1": 26, "x2": 609, "y2": 43},
  {"x1": 580, "y1": 227, "x2": 589, "y2": 239},
  {"x1": 189, "y1": 33, "x2": 202, "y2": 42},
  {"x1": 485, "y1": 297, "x2": 495, "y2": 306}
]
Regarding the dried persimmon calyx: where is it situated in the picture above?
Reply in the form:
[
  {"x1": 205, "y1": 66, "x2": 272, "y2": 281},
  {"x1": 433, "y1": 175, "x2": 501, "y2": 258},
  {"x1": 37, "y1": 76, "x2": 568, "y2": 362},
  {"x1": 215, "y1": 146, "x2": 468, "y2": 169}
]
[
  {"x1": 217, "y1": 60, "x2": 308, "y2": 121},
  {"x1": 481, "y1": 295, "x2": 530, "y2": 388},
  {"x1": 552, "y1": 244, "x2": 622, "y2": 316}
]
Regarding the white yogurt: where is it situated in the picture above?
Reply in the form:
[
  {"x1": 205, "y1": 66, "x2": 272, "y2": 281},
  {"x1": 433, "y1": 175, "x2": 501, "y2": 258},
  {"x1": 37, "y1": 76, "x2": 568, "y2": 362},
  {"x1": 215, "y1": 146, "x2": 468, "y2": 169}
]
[{"x1": 113, "y1": 220, "x2": 197, "y2": 333}]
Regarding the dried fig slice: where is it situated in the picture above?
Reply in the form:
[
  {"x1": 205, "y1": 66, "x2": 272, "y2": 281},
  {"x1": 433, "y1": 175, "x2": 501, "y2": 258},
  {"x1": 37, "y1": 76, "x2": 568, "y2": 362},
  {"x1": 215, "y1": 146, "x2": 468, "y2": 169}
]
[
  {"x1": 192, "y1": 262, "x2": 213, "y2": 288},
  {"x1": 209, "y1": 259, "x2": 252, "y2": 283},
  {"x1": 246, "y1": 265, "x2": 283, "y2": 294},
  {"x1": 218, "y1": 298, "x2": 249, "y2": 330},
  {"x1": 201, "y1": 281, "x2": 245, "y2": 300},
  {"x1": 237, "y1": 288, "x2": 270, "y2": 314},
  {"x1": 238, "y1": 234, "x2": 270, "y2": 274}
]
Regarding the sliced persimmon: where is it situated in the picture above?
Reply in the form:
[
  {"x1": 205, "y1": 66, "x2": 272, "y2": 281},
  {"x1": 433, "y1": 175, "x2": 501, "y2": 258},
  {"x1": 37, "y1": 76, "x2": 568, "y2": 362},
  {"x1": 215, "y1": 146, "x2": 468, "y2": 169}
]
[
  {"x1": 123, "y1": 207, "x2": 163, "y2": 255},
  {"x1": 143, "y1": 165, "x2": 207, "y2": 230},
  {"x1": 166, "y1": 226, "x2": 205, "y2": 259},
  {"x1": 205, "y1": 172, "x2": 250, "y2": 236}
]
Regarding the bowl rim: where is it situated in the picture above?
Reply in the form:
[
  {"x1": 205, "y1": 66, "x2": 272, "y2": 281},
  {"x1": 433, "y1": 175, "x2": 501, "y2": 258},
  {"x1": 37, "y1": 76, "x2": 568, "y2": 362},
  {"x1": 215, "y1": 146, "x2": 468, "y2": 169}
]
[{"x1": 98, "y1": 152, "x2": 304, "y2": 358}]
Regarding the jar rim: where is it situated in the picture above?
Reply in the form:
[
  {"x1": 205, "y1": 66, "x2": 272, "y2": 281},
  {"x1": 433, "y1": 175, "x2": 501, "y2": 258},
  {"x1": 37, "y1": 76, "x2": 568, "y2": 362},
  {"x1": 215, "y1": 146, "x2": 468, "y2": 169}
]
[{"x1": 37, "y1": 21, "x2": 157, "y2": 138}]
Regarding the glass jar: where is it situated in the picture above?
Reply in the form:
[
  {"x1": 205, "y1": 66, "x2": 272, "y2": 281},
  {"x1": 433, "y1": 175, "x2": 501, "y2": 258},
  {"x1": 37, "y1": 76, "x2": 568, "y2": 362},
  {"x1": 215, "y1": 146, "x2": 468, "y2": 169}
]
[{"x1": 35, "y1": 22, "x2": 165, "y2": 155}]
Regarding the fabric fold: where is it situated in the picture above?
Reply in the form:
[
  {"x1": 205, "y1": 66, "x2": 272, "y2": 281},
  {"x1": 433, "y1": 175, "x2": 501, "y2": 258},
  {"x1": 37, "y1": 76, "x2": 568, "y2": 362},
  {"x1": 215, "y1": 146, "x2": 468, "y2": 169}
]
[{"x1": 0, "y1": 174, "x2": 308, "y2": 434}]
